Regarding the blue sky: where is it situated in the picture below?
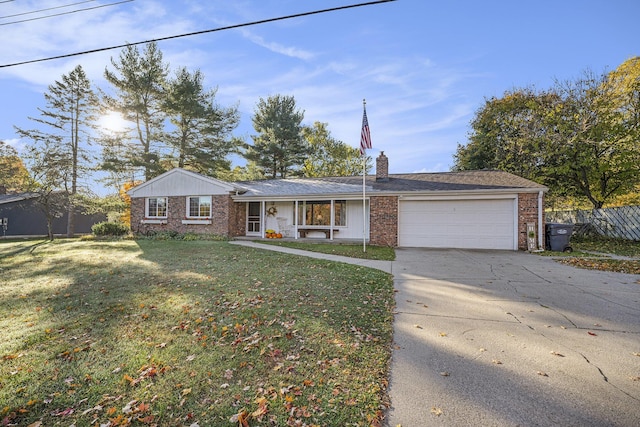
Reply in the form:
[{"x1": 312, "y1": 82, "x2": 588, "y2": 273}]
[{"x1": 1, "y1": 0, "x2": 639, "y2": 194}]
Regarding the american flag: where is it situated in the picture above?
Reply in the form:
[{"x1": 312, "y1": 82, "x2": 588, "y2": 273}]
[{"x1": 360, "y1": 106, "x2": 372, "y2": 156}]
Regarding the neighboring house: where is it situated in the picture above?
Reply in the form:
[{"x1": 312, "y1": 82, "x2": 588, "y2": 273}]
[
  {"x1": 128, "y1": 152, "x2": 548, "y2": 251},
  {"x1": 0, "y1": 189, "x2": 106, "y2": 238}
]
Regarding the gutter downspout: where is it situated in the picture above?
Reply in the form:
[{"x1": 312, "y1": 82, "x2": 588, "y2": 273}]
[{"x1": 538, "y1": 191, "x2": 544, "y2": 250}]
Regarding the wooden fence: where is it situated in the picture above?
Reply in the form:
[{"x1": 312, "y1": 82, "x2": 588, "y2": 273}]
[{"x1": 546, "y1": 205, "x2": 640, "y2": 241}]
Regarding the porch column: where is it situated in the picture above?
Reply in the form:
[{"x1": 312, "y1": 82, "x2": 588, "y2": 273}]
[
  {"x1": 261, "y1": 201, "x2": 265, "y2": 238},
  {"x1": 294, "y1": 200, "x2": 299, "y2": 240},
  {"x1": 330, "y1": 199, "x2": 335, "y2": 240}
]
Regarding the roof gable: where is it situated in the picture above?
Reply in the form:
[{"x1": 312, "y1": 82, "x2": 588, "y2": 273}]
[{"x1": 128, "y1": 168, "x2": 239, "y2": 197}]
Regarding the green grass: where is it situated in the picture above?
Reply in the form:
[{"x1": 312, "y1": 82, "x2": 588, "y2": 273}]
[
  {"x1": 0, "y1": 239, "x2": 394, "y2": 426},
  {"x1": 572, "y1": 236, "x2": 640, "y2": 258},
  {"x1": 0, "y1": 238, "x2": 48, "y2": 259},
  {"x1": 255, "y1": 240, "x2": 396, "y2": 261},
  {"x1": 540, "y1": 236, "x2": 640, "y2": 274}
]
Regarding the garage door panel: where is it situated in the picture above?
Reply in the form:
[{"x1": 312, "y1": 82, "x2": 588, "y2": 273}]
[{"x1": 399, "y1": 199, "x2": 515, "y2": 250}]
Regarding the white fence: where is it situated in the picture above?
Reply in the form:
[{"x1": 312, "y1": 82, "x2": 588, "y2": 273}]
[{"x1": 546, "y1": 205, "x2": 640, "y2": 241}]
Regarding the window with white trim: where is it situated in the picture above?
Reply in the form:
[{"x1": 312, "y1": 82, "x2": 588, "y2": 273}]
[
  {"x1": 297, "y1": 200, "x2": 346, "y2": 226},
  {"x1": 146, "y1": 197, "x2": 167, "y2": 218},
  {"x1": 187, "y1": 196, "x2": 212, "y2": 218}
]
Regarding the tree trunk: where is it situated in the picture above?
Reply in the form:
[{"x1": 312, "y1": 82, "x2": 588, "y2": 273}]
[{"x1": 66, "y1": 202, "x2": 75, "y2": 238}]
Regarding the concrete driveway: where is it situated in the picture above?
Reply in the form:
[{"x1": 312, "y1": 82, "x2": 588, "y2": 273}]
[{"x1": 386, "y1": 248, "x2": 640, "y2": 427}]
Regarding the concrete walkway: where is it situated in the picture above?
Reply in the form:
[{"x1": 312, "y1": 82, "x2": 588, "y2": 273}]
[
  {"x1": 229, "y1": 240, "x2": 394, "y2": 273},
  {"x1": 230, "y1": 241, "x2": 640, "y2": 426}
]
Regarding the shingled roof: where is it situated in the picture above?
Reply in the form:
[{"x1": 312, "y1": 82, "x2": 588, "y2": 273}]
[{"x1": 233, "y1": 170, "x2": 546, "y2": 199}]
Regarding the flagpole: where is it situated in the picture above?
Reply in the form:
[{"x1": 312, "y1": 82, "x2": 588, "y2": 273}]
[
  {"x1": 363, "y1": 141, "x2": 367, "y2": 253},
  {"x1": 362, "y1": 99, "x2": 367, "y2": 253}
]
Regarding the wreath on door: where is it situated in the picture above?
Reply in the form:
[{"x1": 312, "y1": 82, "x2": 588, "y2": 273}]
[{"x1": 267, "y1": 206, "x2": 278, "y2": 217}]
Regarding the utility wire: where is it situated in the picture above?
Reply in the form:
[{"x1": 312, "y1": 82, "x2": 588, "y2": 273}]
[
  {"x1": 0, "y1": 0, "x2": 397, "y2": 68},
  {"x1": 1, "y1": 0, "x2": 98, "y2": 19},
  {"x1": 0, "y1": 0, "x2": 134, "y2": 26}
]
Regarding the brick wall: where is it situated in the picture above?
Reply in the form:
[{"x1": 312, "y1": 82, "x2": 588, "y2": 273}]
[
  {"x1": 230, "y1": 202, "x2": 246, "y2": 237},
  {"x1": 369, "y1": 195, "x2": 398, "y2": 247},
  {"x1": 518, "y1": 192, "x2": 542, "y2": 250},
  {"x1": 130, "y1": 195, "x2": 235, "y2": 237}
]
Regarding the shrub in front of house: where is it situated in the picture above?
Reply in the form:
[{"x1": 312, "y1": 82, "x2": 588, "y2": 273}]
[
  {"x1": 91, "y1": 221, "x2": 130, "y2": 237},
  {"x1": 137, "y1": 231, "x2": 228, "y2": 241}
]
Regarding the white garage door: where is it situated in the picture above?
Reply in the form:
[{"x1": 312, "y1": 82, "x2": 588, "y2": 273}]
[{"x1": 399, "y1": 198, "x2": 516, "y2": 250}]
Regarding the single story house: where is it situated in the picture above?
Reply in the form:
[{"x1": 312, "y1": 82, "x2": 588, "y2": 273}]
[
  {"x1": 0, "y1": 190, "x2": 106, "y2": 237},
  {"x1": 127, "y1": 153, "x2": 547, "y2": 251}
]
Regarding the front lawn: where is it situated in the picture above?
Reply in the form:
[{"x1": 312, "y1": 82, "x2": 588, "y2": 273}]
[{"x1": 0, "y1": 239, "x2": 394, "y2": 426}]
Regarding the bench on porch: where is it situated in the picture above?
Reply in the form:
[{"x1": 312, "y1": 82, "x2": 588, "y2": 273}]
[{"x1": 297, "y1": 228, "x2": 340, "y2": 239}]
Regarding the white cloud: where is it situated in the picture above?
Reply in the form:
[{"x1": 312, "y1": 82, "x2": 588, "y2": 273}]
[{"x1": 240, "y1": 30, "x2": 314, "y2": 61}]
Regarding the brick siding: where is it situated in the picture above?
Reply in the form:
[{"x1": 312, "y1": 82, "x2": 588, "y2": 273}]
[
  {"x1": 230, "y1": 201, "x2": 246, "y2": 237},
  {"x1": 518, "y1": 192, "x2": 543, "y2": 250},
  {"x1": 369, "y1": 195, "x2": 398, "y2": 247},
  {"x1": 130, "y1": 195, "x2": 235, "y2": 237}
]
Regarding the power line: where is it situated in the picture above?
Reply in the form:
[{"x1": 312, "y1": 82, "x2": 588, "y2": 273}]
[
  {"x1": 0, "y1": 0, "x2": 134, "y2": 26},
  {"x1": 1, "y1": 0, "x2": 98, "y2": 19},
  {"x1": 0, "y1": 0, "x2": 397, "y2": 68}
]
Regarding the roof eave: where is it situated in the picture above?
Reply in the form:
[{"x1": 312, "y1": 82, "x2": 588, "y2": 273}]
[{"x1": 231, "y1": 186, "x2": 548, "y2": 201}]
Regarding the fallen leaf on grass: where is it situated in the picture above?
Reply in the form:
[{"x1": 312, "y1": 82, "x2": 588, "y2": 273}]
[
  {"x1": 439, "y1": 332, "x2": 447, "y2": 337},
  {"x1": 537, "y1": 371, "x2": 548, "y2": 377},
  {"x1": 492, "y1": 359, "x2": 503, "y2": 365},
  {"x1": 588, "y1": 331, "x2": 597, "y2": 336},
  {"x1": 440, "y1": 371, "x2": 450, "y2": 377},
  {"x1": 229, "y1": 410, "x2": 250, "y2": 427},
  {"x1": 81, "y1": 405, "x2": 103, "y2": 415},
  {"x1": 550, "y1": 351, "x2": 565, "y2": 357},
  {"x1": 251, "y1": 397, "x2": 269, "y2": 418},
  {"x1": 413, "y1": 324, "x2": 423, "y2": 329},
  {"x1": 51, "y1": 407, "x2": 74, "y2": 417},
  {"x1": 431, "y1": 407, "x2": 443, "y2": 416}
]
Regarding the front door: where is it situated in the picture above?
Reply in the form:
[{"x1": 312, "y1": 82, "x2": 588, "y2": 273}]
[{"x1": 247, "y1": 202, "x2": 261, "y2": 235}]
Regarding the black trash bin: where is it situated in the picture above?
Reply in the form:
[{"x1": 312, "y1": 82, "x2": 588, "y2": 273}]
[{"x1": 545, "y1": 223, "x2": 573, "y2": 252}]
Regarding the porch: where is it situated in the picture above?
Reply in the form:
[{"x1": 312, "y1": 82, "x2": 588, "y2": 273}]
[{"x1": 239, "y1": 199, "x2": 369, "y2": 241}]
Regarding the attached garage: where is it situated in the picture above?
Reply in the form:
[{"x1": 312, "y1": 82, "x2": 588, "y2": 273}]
[{"x1": 398, "y1": 197, "x2": 517, "y2": 250}]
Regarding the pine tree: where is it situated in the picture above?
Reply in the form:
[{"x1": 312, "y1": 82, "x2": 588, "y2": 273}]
[
  {"x1": 102, "y1": 42, "x2": 169, "y2": 181},
  {"x1": 163, "y1": 67, "x2": 241, "y2": 176},
  {"x1": 15, "y1": 65, "x2": 98, "y2": 237},
  {"x1": 245, "y1": 95, "x2": 307, "y2": 179}
]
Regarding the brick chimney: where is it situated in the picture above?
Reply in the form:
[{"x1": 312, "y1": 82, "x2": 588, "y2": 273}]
[{"x1": 376, "y1": 151, "x2": 389, "y2": 182}]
